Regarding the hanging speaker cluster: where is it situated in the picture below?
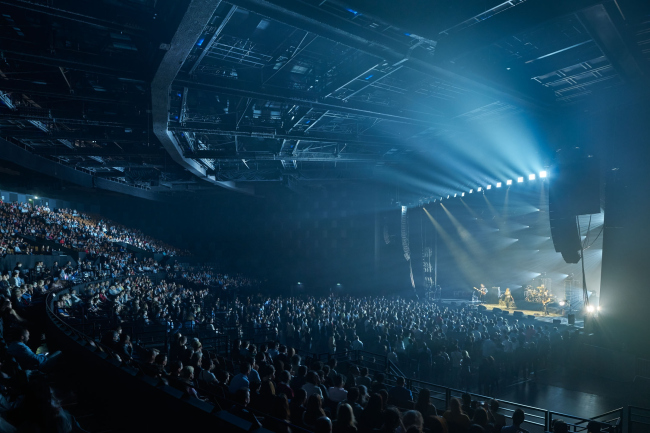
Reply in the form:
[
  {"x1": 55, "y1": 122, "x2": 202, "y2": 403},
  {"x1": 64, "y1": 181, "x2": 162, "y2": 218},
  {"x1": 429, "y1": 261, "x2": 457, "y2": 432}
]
[{"x1": 548, "y1": 159, "x2": 600, "y2": 264}]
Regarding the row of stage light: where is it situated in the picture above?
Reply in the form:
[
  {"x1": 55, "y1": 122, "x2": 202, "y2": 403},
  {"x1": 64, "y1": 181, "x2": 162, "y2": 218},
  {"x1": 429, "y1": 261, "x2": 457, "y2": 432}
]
[{"x1": 420, "y1": 170, "x2": 548, "y2": 205}]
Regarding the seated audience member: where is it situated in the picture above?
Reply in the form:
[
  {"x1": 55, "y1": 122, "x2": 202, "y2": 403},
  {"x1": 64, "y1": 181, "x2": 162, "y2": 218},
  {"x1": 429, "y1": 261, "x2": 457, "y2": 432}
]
[
  {"x1": 140, "y1": 348, "x2": 161, "y2": 378},
  {"x1": 229, "y1": 388, "x2": 262, "y2": 430},
  {"x1": 443, "y1": 398, "x2": 471, "y2": 433},
  {"x1": 488, "y1": 399, "x2": 506, "y2": 429},
  {"x1": 358, "y1": 393, "x2": 384, "y2": 431},
  {"x1": 553, "y1": 420, "x2": 568, "y2": 433},
  {"x1": 377, "y1": 406, "x2": 405, "y2": 433},
  {"x1": 198, "y1": 357, "x2": 218, "y2": 386},
  {"x1": 290, "y1": 388, "x2": 308, "y2": 427},
  {"x1": 259, "y1": 364, "x2": 276, "y2": 399},
  {"x1": 263, "y1": 394, "x2": 292, "y2": 433},
  {"x1": 356, "y1": 367, "x2": 371, "y2": 389},
  {"x1": 302, "y1": 370, "x2": 323, "y2": 398},
  {"x1": 404, "y1": 410, "x2": 425, "y2": 433},
  {"x1": 346, "y1": 387, "x2": 364, "y2": 420},
  {"x1": 229, "y1": 363, "x2": 252, "y2": 394},
  {"x1": 315, "y1": 416, "x2": 333, "y2": 433},
  {"x1": 328, "y1": 374, "x2": 348, "y2": 403},
  {"x1": 587, "y1": 421, "x2": 601, "y2": 433},
  {"x1": 4, "y1": 372, "x2": 84, "y2": 432},
  {"x1": 333, "y1": 403, "x2": 357, "y2": 433},
  {"x1": 388, "y1": 376, "x2": 413, "y2": 408},
  {"x1": 501, "y1": 409, "x2": 528, "y2": 433},
  {"x1": 303, "y1": 393, "x2": 327, "y2": 429},
  {"x1": 177, "y1": 366, "x2": 204, "y2": 400},
  {"x1": 7, "y1": 328, "x2": 62, "y2": 372},
  {"x1": 415, "y1": 388, "x2": 437, "y2": 418},
  {"x1": 276, "y1": 370, "x2": 294, "y2": 399},
  {"x1": 471, "y1": 407, "x2": 489, "y2": 430},
  {"x1": 371, "y1": 373, "x2": 388, "y2": 393},
  {"x1": 462, "y1": 393, "x2": 475, "y2": 419},
  {"x1": 425, "y1": 415, "x2": 449, "y2": 433}
]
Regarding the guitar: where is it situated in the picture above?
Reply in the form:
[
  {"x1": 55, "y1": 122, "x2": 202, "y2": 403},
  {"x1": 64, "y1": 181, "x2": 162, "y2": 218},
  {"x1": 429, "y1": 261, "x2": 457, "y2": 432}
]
[{"x1": 473, "y1": 286, "x2": 487, "y2": 295}]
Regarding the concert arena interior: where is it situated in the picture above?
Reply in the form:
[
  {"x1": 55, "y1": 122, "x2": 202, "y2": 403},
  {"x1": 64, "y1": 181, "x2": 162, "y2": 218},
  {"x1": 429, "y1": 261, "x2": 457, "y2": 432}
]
[{"x1": 0, "y1": 0, "x2": 649, "y2": 432}]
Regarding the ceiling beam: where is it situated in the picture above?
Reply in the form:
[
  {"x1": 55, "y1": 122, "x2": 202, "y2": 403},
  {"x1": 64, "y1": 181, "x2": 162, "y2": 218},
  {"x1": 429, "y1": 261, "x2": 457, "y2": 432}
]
[
  {"x1": 0, "y1": 80, "x2": 147, "y2": 105},
  {"x1": 187, "y1": 150, "x2": 385, "y2": 162},
  {"x1": 0, "y1": 108, "x2": 148, "y2": 128},
  {"x1": 0, "y1": 0, "x2": 149, "y2": 36},
  {"x1": 31, "y1": 147, "x2": 163, "y2": 157},
  {"x1": 171, "y1": 124, "x2": 397, "y2": 147},
  {"x1": 74, "y1": 161, "x2": 164, "y2": 168},
  {"x1": 175, "y1": 76, "x2": 454, "y2": 129},
  {"x1": 222, "y1": 0, "x2": 548, "y2": 113},
  {"x1": 2, "y1": 129, "x2": 151, "y2": 143},
  {"x1": 151, "y1": 0, "x2": 253, "y2": 195},
  {"x1": 0, "y1": 37, "x2": 145, "y2": 80},
  {"x1": 435, "y1": 0, "x2": 607, "y2": 62}
]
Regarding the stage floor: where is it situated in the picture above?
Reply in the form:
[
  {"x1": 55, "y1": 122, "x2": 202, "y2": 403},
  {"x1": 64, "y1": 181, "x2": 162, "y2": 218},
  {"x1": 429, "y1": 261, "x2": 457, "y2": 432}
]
[
  {"x1": 481, "y1": 302, "x2": 563, "y2": 318},
  {"x1": 438, "y1": 299, "x2": 583, "y2": 327}
]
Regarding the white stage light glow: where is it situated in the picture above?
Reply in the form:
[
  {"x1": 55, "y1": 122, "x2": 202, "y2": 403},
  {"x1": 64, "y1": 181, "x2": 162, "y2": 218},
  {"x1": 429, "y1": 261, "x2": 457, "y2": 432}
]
[
  {"x1": 517, "y1": 177, "x2": 524, "y2": 183},
  {"x1": 506, "y1": 180, "x2": 512, "y2": 185},
  {"x1": 540, "y1": 171, "x2": 547, "y2": 178}
]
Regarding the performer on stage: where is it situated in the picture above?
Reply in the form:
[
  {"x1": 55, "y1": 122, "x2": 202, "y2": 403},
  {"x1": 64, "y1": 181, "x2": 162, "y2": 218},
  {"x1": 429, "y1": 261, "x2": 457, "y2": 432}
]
[
  {"x1": 479, "y1": 284, "x2": 487, "y2": 303},
  {"x1": 500, "y1": 288, "x2": 516, "y2": 309},
  {"x1": 473, "y1": 284, "x2": 488, "y2": 304}
]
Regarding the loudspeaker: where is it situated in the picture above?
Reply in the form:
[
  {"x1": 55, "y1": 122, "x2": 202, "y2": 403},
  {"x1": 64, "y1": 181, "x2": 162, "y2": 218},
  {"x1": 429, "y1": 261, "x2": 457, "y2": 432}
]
[
  {"x1": 478, "y1": 305, "x2": 487, "y2": 312},
  {"x1": 553, "y1": 319, "x2": 561, "y2": 324},
  {"x1": 548, "y1": 214, "x2": 581, "y2": 263},
  {"x1": 549, "y1": 159, "x2": 600, "y2": 264},
  {"x1": 513, "y1": 311, "x2": 524, "y2": 318},
  {"x1": 502, "y1": 311, "x2": 510, "y2": 315},
  {"x1": 568, "y1": 313, "x2": 576, "y2": 325}
]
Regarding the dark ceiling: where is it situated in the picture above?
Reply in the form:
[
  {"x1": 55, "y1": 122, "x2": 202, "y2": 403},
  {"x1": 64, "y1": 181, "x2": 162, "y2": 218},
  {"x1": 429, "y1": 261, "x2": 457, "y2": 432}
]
[{"x1": 0, "y1": 0, "x2": 648, "y2": 201}]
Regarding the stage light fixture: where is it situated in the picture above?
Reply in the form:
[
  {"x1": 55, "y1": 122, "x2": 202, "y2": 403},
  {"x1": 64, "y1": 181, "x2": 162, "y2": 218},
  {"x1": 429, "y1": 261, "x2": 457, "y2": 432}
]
[
  {"x1": 487, "y1": 185, "x2": 492, "y2": 190},
  {"x1": 469, "y1": 189, "x2": 473, "y2": 193},
  {"x1": 559, "y1": 300, "x2": 566, "y2": 307},
  {"x1": 528, "y1": 174, "x2": 535, "y2": 180},
  {"x1": 586, "y1": 305, "x2": 595, "y2": 313},
  {"x1": 597, "y1": 305, "x2": 601, "y2": 311},
  {"x1": 461, "y1": 192, "x2": 465, "y2": 197},
  {"x1": 539, "y1": 170, "x2": 547, "y2": 178},
  {"x1": 447, "y1": 195, "x2": 450, "y2": 199},
  {"x1": 496, "y1": 183, "x2": 502, "y2": 188},
  {"x1": 517, "y1": 177, "x2": 524, "y2": 183},
  {"x1": 506, "y1": 180, "x2": 512, "y2": 185},
  {"x1": 477, "y1": 187, "x2": 482, "y2": 192},
  {"x1": 454, "y1": 193, "x2": 457, "y2": 197}
]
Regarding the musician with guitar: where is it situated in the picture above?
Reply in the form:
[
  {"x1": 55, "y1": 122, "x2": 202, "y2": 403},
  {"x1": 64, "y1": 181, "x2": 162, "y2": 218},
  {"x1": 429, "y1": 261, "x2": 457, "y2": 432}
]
[{"x1": 472, "y1": 284, "x2": 488, "y2": 303}]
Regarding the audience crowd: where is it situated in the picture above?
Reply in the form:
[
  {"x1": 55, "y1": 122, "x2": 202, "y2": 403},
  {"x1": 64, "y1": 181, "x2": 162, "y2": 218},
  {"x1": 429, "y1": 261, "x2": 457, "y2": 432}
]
[
  {"x1": 0, "y1": 201, "x2": 185, "y2": 257},
  {"x1": 0, "y1": 201, "x2": 593, "y2": 433}
]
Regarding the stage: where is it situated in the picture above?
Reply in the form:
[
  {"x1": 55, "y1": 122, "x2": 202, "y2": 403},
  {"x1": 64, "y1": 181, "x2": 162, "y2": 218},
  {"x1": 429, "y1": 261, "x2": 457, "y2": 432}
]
[{"x1": 437, "y1": 298, "x2": 584, "y2": 327}]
